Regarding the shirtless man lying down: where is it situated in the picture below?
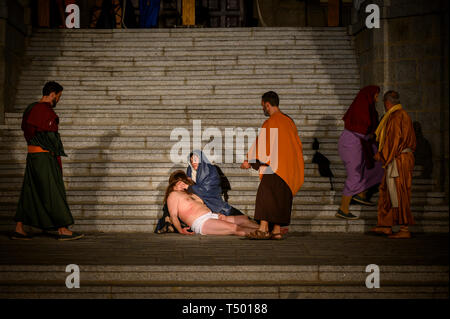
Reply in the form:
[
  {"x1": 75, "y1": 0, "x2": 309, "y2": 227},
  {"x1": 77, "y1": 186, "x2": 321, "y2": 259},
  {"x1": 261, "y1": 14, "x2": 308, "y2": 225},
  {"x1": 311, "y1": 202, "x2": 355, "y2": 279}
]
[{"x1": 165, "y1": 178, "x2": 259, "y2": 236}]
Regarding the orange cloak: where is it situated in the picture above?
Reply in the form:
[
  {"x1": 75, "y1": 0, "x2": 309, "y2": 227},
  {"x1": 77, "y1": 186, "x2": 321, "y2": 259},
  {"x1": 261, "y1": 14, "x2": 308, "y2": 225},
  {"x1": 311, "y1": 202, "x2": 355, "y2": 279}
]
[
  {"x1": 374, "y1": 108, "x2": 416, "y2": 226},
  {"x1": 247, "y1": 111, "x2": 304, "y2": 196}
]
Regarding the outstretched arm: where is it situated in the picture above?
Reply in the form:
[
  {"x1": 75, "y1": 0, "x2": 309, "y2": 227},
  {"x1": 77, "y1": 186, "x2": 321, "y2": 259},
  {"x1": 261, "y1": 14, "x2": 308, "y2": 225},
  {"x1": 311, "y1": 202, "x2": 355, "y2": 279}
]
[{"x1": 167, "y1": 193, "x2": 193, "y2": 235}]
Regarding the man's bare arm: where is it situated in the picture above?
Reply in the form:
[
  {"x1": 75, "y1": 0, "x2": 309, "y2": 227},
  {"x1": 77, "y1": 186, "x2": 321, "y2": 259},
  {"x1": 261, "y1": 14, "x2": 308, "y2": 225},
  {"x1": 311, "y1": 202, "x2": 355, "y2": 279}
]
[{"x1": 167, "y1": 192, "x2": 193, "y2": 235}]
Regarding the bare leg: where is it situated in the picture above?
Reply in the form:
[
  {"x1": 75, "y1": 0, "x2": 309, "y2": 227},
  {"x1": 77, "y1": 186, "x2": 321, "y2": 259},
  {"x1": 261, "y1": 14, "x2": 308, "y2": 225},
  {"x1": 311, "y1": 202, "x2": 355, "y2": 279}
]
[
  {"x1": 258, "y1": 220, "x2": 269, "y2": 232},
  {"x1": 339, "y1": 195, "x2": 352, "y2": 214},
  {"x1": 357, "y1": 191, "x2": 367, "y2": 199},
  {"x1": 201, "y1": 219, "x2": 252, "y2": 236},
  {"x1": 271, "y1": 224, "x2": 283, "y2": 239},
  {"x1": 219, "y1": 215, "x2": 259, "y2": 229}
]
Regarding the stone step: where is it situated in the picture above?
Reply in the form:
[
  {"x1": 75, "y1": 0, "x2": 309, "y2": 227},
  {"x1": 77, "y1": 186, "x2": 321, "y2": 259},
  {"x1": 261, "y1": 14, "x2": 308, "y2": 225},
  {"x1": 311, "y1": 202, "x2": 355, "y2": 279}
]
[
  {"x1": 14, "y1": 88, "x2": 360, "y2": 98},
  {"x1": 0, "y1": 264, "x2": 446, "y2": 289},
  {"x1": 0, "y1": 190, "x2": 445, "y2": 206},
  {"x1": 0, "y1": 175, "x2": 438, "y2": 191},
  {"x1": 17, "y1": 74, "x2": 360, "y2": 85},
  {"x1": 1, "y1": 202, "x2": 447, "y2": 215},
  {"x1": 0, "y1": 128, "x2": 345, "y2": 141},
  {"x1": 0, "y1": 159, "x2": 423, "y2": 174},
  {"x1": 30, "y1": 28, "x2": 348, "y2": 38},
  {"x1": 1, "y1": 264, "x2": 446, "y2": 299},
  {"x1": 29, "y1": 31, "x2": 350, "y2": 40},
  {"x1": 25, "y1": 47, "x2": 357, "y2": 57},
  {"x1": 1, "y1": 283, "x2": 447, "y2": 299},
  {"x1": 0, "y1": 151, "x2": 375, "y2": 166},
  {"x1": 32, "y1": 26, "x2": 347, "y2": 33},
  {"x1": 1, "y1": 205, "x2": 447, "y2": 220},
  {"x1": 0, "y1": 216, "x2": 447, "y2": 233},
  {"x1": 17, "y1": 73, "x2": 360, "y2": 84},
  {"x1": 18, "y1": 66, "x2": 360, "y2": 78},
  {"x1": 3, "y1": 111, "x2": 343, "y2": 121},
  {"x1": 0, "y1": 167, "x2": 433, "y2": 188},
  {"x1": 9, "y1": 102, "x2": 351, "y2": 113},
  {"x1": 4, "y1": 116, "x2": 345, "y2": 127},
  {"x1": 25, "y1": 56, "x2": 357, "y2": 67},
  {"x1": 28, "y1": 38, "x2": 353, "y2": 48}
]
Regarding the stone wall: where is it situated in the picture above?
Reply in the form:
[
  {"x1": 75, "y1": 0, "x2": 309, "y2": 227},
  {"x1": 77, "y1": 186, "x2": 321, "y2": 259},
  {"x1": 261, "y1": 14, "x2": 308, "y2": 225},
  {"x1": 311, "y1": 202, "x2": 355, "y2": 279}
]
[
  {"x1": 0, "y1": 0, "x2": 31, "y2": 124},
  {"x1": 350, "y1": 0, "x2": 449, "y2": 196}
]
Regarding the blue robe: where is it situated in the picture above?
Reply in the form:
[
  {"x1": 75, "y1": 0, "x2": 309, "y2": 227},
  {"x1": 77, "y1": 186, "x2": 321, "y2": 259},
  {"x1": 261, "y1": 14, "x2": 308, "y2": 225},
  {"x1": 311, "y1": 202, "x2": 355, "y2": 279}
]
[{"x1": 186, "y1": 150, "x2": 240, "y2": 216}]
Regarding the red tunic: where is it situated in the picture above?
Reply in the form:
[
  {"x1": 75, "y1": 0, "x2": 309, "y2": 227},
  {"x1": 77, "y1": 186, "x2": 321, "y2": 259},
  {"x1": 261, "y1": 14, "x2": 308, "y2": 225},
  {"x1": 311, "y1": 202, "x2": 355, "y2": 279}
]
[{"x1": 22, "y1": 102, "x2": 62, "y2": 170}]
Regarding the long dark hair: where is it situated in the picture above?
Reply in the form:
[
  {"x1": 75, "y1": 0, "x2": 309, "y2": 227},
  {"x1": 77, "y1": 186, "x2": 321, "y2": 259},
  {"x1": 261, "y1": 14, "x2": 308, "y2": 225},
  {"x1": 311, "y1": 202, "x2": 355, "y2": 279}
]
[{"x1": 163, "y1": 170, "x2": 194, "y2": 204}]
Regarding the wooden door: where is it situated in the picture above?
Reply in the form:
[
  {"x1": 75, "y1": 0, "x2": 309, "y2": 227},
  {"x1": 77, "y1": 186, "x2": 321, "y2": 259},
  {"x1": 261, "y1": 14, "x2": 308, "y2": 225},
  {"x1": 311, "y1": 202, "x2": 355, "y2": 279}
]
[{"x1": 199, "y1": 0, "x2": 246, "y2": 27}]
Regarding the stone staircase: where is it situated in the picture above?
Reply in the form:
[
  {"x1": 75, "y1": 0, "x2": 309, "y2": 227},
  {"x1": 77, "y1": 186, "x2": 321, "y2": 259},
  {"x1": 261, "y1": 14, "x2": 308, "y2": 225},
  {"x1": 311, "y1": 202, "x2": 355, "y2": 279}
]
[{"x1": 0, "y1": 27, "x2": 448, "y2": 233}]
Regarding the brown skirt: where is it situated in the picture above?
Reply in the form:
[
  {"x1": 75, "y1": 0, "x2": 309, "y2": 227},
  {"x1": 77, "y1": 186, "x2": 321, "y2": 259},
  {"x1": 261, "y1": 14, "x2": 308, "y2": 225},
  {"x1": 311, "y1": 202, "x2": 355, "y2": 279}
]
[{"x1": 254, "y1": 173, "x2": 293, "y2": 226}]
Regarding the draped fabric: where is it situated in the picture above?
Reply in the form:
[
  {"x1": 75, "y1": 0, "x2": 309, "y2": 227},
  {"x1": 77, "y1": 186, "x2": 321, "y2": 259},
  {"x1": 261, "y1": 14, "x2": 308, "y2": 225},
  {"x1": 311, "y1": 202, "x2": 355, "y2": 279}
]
[
  {"x1": 15, "y1": 102, "x2": 74, "y2": 230},
  {"x1": 247, "y1": 111, "x2": 304, "y2": 196},
  {"x1": 374, "y1": 108, "x2": 417, "y2": 226}
]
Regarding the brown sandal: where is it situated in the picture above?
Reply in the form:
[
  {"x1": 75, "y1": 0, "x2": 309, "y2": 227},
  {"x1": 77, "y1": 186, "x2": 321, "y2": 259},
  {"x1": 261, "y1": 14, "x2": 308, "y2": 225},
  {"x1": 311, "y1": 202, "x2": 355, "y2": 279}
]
[
  {"x1": 246, "y1": 230, "x2": 271, "y2": 240},
  {"x1": 270, "y1": 232, "x2": 283, "y2": 240}
]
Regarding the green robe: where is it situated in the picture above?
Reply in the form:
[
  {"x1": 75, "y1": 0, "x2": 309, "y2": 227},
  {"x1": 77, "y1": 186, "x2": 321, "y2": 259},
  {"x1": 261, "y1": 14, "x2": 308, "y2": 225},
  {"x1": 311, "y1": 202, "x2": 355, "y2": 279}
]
[{"x1": 14, "y1": 102, "x2": 74, "y2": 230}]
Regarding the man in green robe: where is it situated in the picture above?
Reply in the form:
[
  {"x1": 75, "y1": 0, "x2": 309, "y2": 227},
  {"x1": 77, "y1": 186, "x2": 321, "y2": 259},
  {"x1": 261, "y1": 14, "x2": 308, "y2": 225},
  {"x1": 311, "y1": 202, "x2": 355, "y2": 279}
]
[{"x1": 12, "y1": 81, "x2": 84, "y2": 241}]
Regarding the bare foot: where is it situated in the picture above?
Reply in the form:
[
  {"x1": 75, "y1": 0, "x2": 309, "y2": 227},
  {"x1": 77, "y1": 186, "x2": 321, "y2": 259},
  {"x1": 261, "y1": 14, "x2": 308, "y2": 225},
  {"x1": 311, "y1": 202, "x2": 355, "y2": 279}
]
[
  {"x1": 15, "y1": 222, "x2": 28, "y2": 236},
  {"x1": 58, "y1": 228, "x2": 73, "y2": 236}
]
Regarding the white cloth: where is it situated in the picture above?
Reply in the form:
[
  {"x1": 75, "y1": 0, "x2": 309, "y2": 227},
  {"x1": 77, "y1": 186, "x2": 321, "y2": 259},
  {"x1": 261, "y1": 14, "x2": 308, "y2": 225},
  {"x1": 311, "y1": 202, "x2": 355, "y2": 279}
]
[
  {"x1": 190, "y1": 211, "x2": 219, "y2": 235},
  {"x1": 191, "y1": 169, "x2": 197, "y2": 183},
  {"x1": 386, "y1": 148, "x2": 412, "y2": 208}
]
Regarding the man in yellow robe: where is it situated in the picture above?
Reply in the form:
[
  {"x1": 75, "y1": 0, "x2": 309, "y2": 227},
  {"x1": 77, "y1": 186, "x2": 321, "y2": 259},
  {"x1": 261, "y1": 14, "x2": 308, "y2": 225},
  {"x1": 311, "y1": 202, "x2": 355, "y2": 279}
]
[
  {"x1": 371, "y1": 91, "x2": 416, "y2": 239},
  {"x1": 241, "y1": 91, "x2": 304, "y2": 240}
]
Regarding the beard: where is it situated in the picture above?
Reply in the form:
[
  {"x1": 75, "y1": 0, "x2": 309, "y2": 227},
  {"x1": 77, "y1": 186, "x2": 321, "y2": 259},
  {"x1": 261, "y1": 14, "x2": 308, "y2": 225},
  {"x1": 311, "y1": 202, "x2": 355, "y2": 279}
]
[
  {"x1": 51, "y1": 97, "x2": 58, "y2": 108},
  {"x1": 263, "y1": 108, "x2": 270, "y2": 117}
]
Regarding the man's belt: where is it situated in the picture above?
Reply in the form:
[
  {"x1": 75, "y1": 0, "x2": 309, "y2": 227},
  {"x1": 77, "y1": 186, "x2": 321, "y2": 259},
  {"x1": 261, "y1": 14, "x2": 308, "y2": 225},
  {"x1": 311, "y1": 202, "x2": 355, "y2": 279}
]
[{"x1": 28, "y1": 145, "x2": 49, "y2": 153}]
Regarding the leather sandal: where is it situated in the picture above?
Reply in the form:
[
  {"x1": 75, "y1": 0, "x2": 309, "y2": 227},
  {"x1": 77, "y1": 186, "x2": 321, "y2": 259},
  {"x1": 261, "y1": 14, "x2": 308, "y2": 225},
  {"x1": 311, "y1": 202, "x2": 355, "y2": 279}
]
[
  {"x1": 370, "y1": 226, "x2": 393, "y2": 235},
  {"x1": 388, "y1": 230, "x2": 411, "y2": 239},
  {"x1": 246, "y1": 230, "x2": 271, "y2": 240},
  {"x1": 270, "y1": 232, "x2": 283, "y2": 240}
]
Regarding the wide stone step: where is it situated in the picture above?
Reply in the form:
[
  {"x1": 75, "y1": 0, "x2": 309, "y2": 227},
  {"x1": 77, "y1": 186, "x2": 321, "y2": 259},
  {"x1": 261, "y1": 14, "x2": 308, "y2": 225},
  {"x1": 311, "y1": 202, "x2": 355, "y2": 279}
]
[
  {"x1": 28, "y1": 38, "x2": 353, "y2": 48},
  {"x1": 25, "y1": 56, "x2": 357, "y2": 68},
  {"x1": 0, "y1": 129, "x2": 345, "y2": 142},
  {"x1": 30, "y1": 28, "x2": 349, "y2": 39},
  {"x1": 0, "y1": 189, "x2": 445, "y2": 206},
  {"x1": 0, "y1": 151, "x2": 368, "y2": 166},
  {"x1": 2, "y1": 283, "x2": 447, "y2": 299},
  {"x1": 17, "y1": 73, "x2": 360, "y2": 84},
  {"x1": 0, "y1": 230, "x2": 447, "y2": 299},
  {"x1": 25, "y1": 48, "x2": 357, "y2": 58},
  {"x1": 17, "y1": 74, "x2": 360, "y2": 84},
  {"x1": 32, "y1": 26, "x2": 347, "y2": 34},
  {"x1": 14, "y1": 90, "x2": 359, "y2": 101},
  {"x1": 0, "y1": 174, "x2": 438, "y2": 190},
  {"x1": 0, "y1": 215, "x2": 447, "y2": 233},
  {"x1": 19, "y1": 66, "x2": 360, "y2": 78},
  {"x1": 0, "y1": 162, "x2": 432, "y2": 182}
]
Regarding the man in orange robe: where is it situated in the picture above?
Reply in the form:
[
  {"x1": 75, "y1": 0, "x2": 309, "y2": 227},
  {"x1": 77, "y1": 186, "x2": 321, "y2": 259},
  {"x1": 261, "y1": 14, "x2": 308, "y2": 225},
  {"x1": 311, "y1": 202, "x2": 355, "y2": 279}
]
[
  {"x1": 241, "y1": 91, "x2": 304, "y2": 240},
  {"x1": 371, "y1": 91, "x2": 416, "y2": 239}
]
